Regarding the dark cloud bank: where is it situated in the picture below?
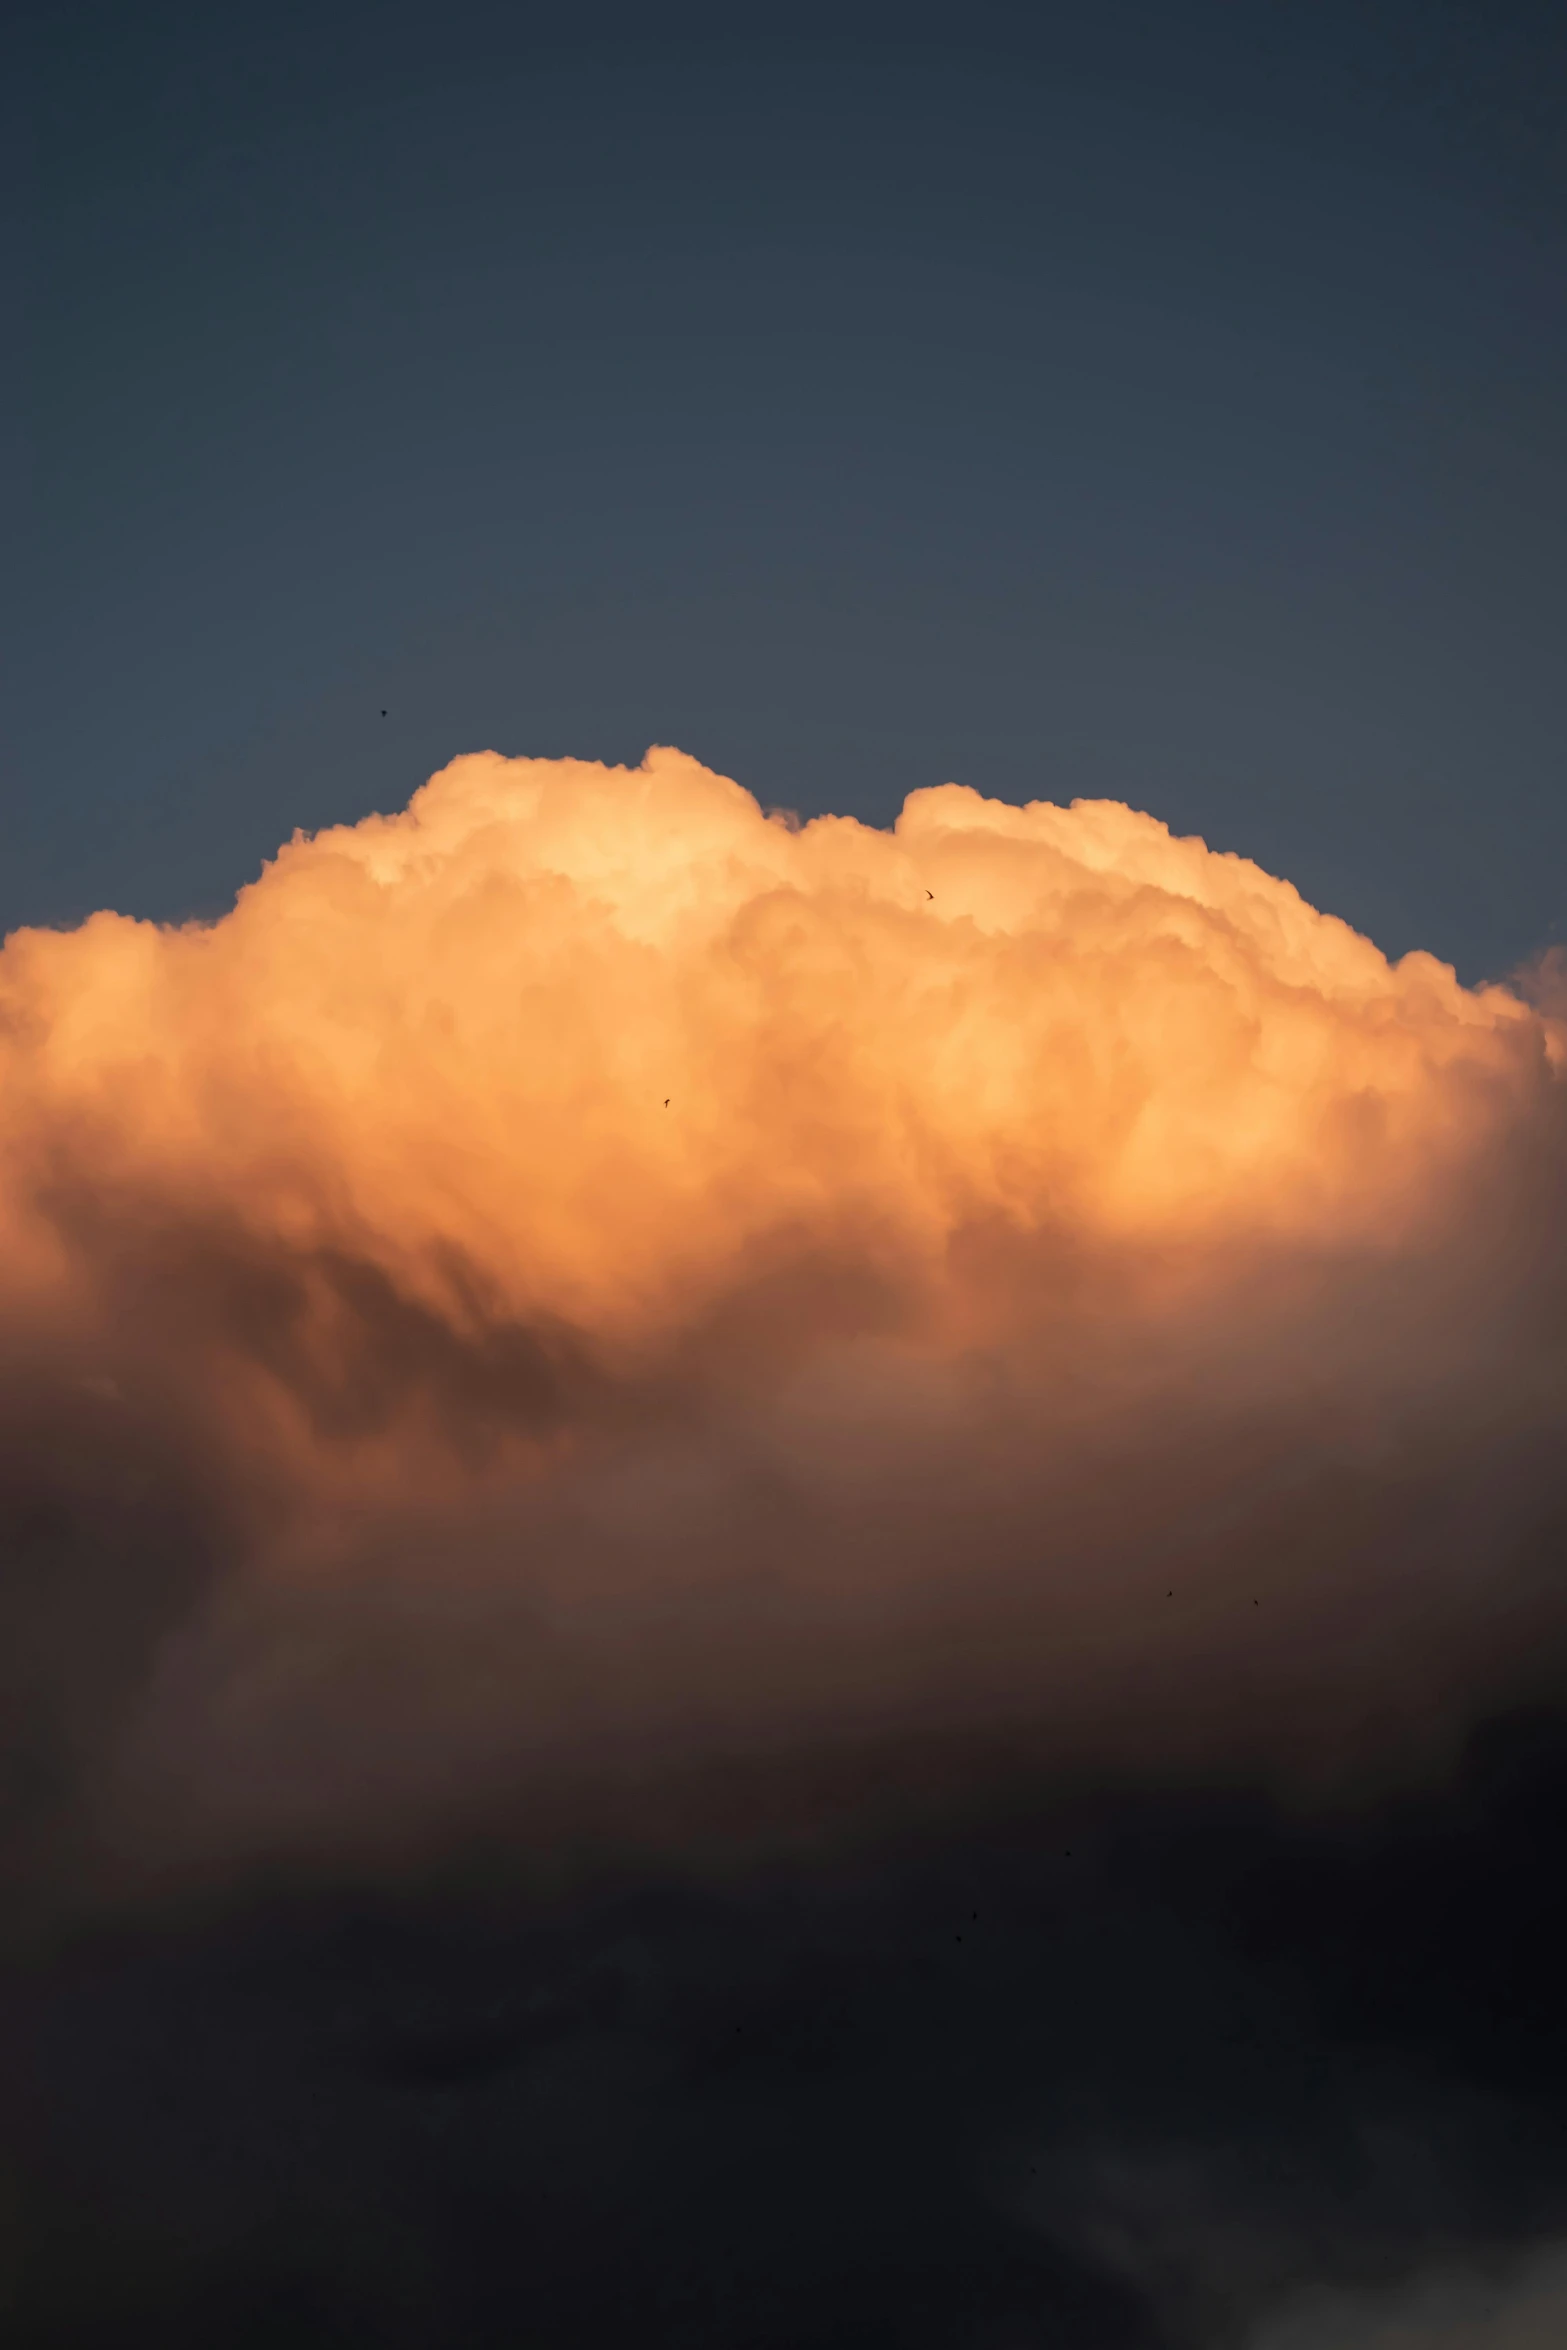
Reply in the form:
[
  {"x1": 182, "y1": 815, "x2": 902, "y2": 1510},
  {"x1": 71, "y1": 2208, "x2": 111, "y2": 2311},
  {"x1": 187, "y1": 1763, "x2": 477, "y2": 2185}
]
[{"x1": 8, "y1": 1726, "x2": 1567, "y2": 2346}]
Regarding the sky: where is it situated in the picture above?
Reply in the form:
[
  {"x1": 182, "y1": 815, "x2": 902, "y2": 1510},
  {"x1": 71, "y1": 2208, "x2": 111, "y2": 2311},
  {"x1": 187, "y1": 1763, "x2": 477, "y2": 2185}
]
[
  {"x1": 8, "y1": 6, "x2": 1567, "y2": 2349},
  {"x1": 11, "y1": 0, "x2": 1567, "y2": 980}
]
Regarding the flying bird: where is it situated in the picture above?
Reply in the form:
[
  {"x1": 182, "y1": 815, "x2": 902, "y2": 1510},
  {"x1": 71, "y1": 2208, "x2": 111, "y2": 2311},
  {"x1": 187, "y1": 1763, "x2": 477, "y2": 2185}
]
[{"x1": 925, "y1": 889, "x2": 934, "y2": 900}]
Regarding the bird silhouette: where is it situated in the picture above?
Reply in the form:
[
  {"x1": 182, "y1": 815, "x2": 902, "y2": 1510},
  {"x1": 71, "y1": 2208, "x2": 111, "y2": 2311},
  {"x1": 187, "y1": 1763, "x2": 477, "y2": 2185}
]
[
  {"x1": 663, "y1": 1098, "x2": 670, "y2": 1107},
  {"x1": 925, "y1": 889, "x2": 934, "y2": 900}
]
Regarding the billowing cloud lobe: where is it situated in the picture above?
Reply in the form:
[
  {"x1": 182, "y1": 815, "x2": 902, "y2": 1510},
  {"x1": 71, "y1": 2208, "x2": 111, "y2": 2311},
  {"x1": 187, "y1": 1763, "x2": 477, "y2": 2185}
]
[{"x1": 3, "y1": 746, "x2": 1566, "y2": 1886}]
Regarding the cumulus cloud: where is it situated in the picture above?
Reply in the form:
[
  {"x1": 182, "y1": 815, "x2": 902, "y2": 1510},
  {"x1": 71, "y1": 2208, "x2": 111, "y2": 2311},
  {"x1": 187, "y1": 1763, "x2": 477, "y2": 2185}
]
[{"x1": 3, "y1": 745, "x2": 1567, "y2": 1899}]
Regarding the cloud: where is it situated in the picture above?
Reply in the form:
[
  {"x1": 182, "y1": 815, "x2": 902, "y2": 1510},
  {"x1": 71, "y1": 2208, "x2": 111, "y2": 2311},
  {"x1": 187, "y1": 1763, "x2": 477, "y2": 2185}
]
[
  {"x1": 6, "y1": 733, "x2": 1567, "y2": 2346},
  {"x1": 3, "y1": 745, "x2": 1567, "y2": 1903},
  {"x1": 1248, "y1": 2242, "x2": 1567, "y2": 2350}
]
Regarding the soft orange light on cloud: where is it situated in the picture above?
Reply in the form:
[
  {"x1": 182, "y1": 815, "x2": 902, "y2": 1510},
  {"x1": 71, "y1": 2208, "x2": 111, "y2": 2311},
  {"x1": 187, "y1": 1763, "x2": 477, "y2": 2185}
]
[
  {"x1": 4, "y1": 749, "x2": 1565, "y2": 1891},
  {"x1": 1, "y1": 747, "x2": 1548, "y2": 1323}
]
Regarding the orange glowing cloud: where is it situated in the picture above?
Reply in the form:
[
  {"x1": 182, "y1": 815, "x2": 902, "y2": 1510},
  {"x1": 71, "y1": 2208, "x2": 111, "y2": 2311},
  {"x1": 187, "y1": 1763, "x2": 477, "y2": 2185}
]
[{"x1": 3, "y1": 749, "x2": 1566, "y2": 1897}]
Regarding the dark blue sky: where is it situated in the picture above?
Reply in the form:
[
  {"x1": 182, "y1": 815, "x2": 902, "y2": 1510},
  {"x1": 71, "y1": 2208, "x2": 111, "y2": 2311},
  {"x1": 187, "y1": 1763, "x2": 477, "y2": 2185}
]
[{"x1": 12, "y1": 0, "x2": 1567, "y2": 979}]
